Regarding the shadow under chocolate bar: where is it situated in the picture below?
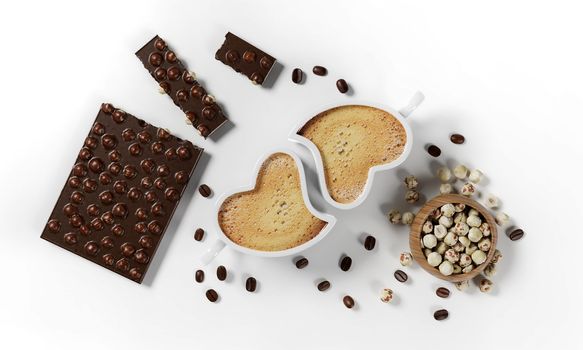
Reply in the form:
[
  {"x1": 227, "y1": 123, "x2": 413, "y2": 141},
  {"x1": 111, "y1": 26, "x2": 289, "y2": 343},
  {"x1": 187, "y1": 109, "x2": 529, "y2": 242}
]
[
  {"x1": 135, "y1": 35, "x2": 228, "y2": 139},
  {"x1": 41, "y1": 104, "x2": 203, "y2": 283},
  {"x1": 215, "y1": 32, "x2": 277, "y2": 86}
]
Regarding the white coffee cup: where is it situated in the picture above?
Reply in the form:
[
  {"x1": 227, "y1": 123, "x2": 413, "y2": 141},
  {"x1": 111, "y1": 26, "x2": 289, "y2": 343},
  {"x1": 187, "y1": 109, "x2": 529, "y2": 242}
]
[
  {"x1": 288, "y1": 91, "x2": 424, "y2": 210},
  {"x1": 201, "y1": 149, "x2": 337, "y2": 265}
]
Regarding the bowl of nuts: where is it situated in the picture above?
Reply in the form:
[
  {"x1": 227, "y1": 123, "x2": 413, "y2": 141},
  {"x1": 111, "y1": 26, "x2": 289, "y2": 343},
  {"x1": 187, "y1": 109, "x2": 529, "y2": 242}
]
[{"x1": 409, "y1": 194, "x2": 498, "y2": 282}]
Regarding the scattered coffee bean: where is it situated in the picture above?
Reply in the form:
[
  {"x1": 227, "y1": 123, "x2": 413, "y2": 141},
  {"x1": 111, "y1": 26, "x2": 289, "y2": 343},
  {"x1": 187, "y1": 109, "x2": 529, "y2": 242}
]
[
  {"x1": 434, "y1": 309, "x2": 449, "y2": 320},
  {"x1": 508, "y1": 228, "x2": 524, "y2": 241},
  {"x1": 394, "y1": 269, "x2": 408, "y2": 283},
  {"x1": 205, "y1": 289, "x2": 219, "y2": 302},
  {"x1": 194, "y1": 228, "x2": 205, "y2": 241},
  {"x1": 245, "y1": 277, "x2": 257, "y2": 292},
  {"x1": 292, "y1": 68, "x2": 304, "y2": 84},
  {"x1": 295, "y1": 257, "x2": 309, "y2": 269},
  {"x1": 343, "y1": 295, "x2": 355, "y2": 309},
  {"x1": 312, "y1": 65, "x2": 327, "y2": 76},
  {"x1": 339, "y1": 256, "x2": 352, "y2": 271},
  {"x1": 195, "y1": 269, "x2": 204, "y2": 283},
  {"x1": 317, "y1": 280, "x2": 331, "y2": 291},
  {"x1": 336, "y1": 79, "x2": 348, "y2": 93},
  {"x1": 364, "y1": 235, "x2": 376, "y2": 251},
  {"x1": 427, "y1": 144, "x2": 442, "y2": 157},
  {"x1": 436, "y1": 287, "x2": 450, "y2": 298},
  {"x1": 216, "y1": 265, "x2": 227, "y2": 281},
  {"x1": 198, "y1": 184, "x2": 212, "y2": 197},
  {"x1": 450, "y1": 133, "x2": 465, "y2": 144}
]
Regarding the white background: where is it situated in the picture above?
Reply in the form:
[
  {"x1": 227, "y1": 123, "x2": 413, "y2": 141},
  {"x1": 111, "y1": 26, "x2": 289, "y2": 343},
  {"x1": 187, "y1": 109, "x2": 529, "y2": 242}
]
[{"x1": 1, "y1": 0, "x2": 582, "y2": 349}]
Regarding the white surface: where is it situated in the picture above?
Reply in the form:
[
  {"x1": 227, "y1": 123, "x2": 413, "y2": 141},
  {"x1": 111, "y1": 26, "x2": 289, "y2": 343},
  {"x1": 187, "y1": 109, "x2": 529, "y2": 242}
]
[{"x1": 1, "y1": 0, "x2": 582, "y2": 349}]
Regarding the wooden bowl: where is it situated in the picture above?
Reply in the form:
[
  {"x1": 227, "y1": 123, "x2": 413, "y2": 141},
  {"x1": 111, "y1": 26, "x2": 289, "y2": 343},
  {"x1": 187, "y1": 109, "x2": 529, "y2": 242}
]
[{"x1": 409, "y1": 194, "x2": 498, "y2": 283}]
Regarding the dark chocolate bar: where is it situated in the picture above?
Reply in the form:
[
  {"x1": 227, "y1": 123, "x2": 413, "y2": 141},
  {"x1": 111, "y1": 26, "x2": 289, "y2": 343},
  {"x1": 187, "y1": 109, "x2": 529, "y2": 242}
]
[
  {"x1": 136, "y1": 35, "x2": 227, "y2": 138},
  {"x1": 215, "y1": 32, "x2": 276, "y2": 85},
  {"x1": 41, "y1": 104, "x2": 203, "y2": 283}
]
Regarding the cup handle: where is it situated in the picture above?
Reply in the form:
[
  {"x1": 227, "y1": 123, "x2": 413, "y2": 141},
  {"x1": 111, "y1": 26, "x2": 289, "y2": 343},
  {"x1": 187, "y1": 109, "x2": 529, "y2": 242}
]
[
  {"x1": 200, "y1": 240, "x2": 226, "y2": 265},
  {"x1": 398, "y1": 91, "x2": 425, "y2": 118}
]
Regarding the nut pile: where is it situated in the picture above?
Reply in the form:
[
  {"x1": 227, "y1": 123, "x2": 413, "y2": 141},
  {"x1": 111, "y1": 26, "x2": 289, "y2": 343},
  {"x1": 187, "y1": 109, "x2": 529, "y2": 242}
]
[{"x1": 420, "y1": 203, "x2": 492, "y2": 277}]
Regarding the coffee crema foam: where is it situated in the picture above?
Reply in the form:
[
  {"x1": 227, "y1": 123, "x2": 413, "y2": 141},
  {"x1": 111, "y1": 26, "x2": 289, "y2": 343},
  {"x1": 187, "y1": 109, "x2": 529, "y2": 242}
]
[
  {"x1": 218, "y1": 153, "x2": 327, "y2": 251},
  {"x1": 298, "y1": 105, "x2": 406, "y2": 204}
]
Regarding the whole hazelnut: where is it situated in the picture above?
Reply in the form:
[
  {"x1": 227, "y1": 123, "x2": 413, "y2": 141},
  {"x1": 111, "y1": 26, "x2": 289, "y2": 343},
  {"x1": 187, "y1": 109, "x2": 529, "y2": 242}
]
[
  {"x1": 466, "y1": 215, "x2": 482, "y2": 228},
  {"x1": 495, "y1": 212, "x2": 510, "y2": 226},
  {"x1": 459, "y1": 236, "x2": 471, "y2": 247},
  {"x1": 436, "y1": 167, "x2": 452, "y2": 182},
  {"x1": 405, "y1": 190, "x2": 420, "y2": 204},
  {"x1": 427, "y1": 252, "x2": 442, "y2": 267},
  {"x1": 484, "y1": 263, "x2": 497, "y2": 278},
  {"x1": 380, "y1": 288, "x2": 394, "y2": 303},
  {"x1": 436, "y1": 242, "x2": 447, "y2": 255},
  {"x1": 444, "y1": 231, "x2": 458, "y2": 246},
  {"x1": 439, "y1": 261, "x2": 454, "y2": 276},
  {"x1": 468, "y1": 169, "x2": 483, "y2": 183},
  {"x1": 485, "y1": 194, "x2": 499, "y2": 208},
  {"x1": 399, "y1": 252, "x2": 413, "y2": 267},
  {"x1": 441, "y1": 204, "x2": 455, "y2": 218},
  {"x1": 478, "y1": 238, "x2": 492, "y2": 252},
  {"x1": 401, "y1": 212, "x2": 415, "y2": 225},
  {"x1": 466, "y1": 244, "x2": 478, "y2": 255},
  {"x1": 468, "y1": 227, "x2": 483, "y2": 242},
  {"x1": 461, "y1": 183, "x2": 476, "y2": 196},
  {"x1": 439, "y1": 215, "x2": 453, "y2": 228},
  {"x1": 422, "y1": 221, "x2": 434, "y2": 234},
  {"x1": 471, "y1": 250, "x2": 487, "y2": 265},
  {"x1": 387, "y1": 209, "x2": 401, "y2": 224},
  {"x1": 403, "y1": 175, "x2": 419, "y2": 190},
  {"x1": 454, "y1": 212, "x2": 467, "y2": 224},
  {"x1": 479, "y1": 278, "x2": 494, "y2": 293},
  {"x1": 440, "y1": 183, "x2": 454, "y2": 194},
  {"x1": 422, "y1": 234, "x2": 438, "y2": 249},
  {"x1": 459, "y1": 253, "x2": 472, "y2": 267},
  {"x1": 453, "y1": 165, "x2": 468, "y2": 179},
  {"x1": 434, "y1": 225, "x2": 447, "y2": 240},
  {"x1": 444, "y1": 249, "x2": 460, "y2": 263},
  {"x1": 455, "y1": 280, "x2": 470, "y2": 291},
  {"x1": 491, "y1": 249, "x2": 503, "y2": 264}
]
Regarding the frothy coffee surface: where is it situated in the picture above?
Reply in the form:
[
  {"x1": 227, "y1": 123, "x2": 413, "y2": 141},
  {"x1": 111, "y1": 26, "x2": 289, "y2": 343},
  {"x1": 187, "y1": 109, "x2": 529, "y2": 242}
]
[
  {"x1": 218, "y1": 153, "x2": 327, "y2": 251},
  {"x1": 299, "y1": 105, "x2": 406, "y2": 204}
]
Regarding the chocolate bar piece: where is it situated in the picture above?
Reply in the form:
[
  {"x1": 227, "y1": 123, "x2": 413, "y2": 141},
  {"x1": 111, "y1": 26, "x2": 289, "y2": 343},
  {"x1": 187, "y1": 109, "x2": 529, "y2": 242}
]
[
  {"x1": 136, "y1": 35, "x2": 227, "y2": 138},
  {"x1": 215, "y1": 32, "x2": 276, "y2": 85},
  {"x1": 41, "y1": 104, "x2": 203, "y2": 283}
]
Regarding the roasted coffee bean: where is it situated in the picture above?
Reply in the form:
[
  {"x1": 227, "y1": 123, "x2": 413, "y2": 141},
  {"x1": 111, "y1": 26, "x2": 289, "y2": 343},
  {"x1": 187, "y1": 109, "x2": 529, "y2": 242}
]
[
  {"x1": 339, "y1": 256, "x2": 352, "y2": 271},
  {"x1": 194, "y1": 228, "x2": 205, "y2": 241},
  {"x1": 450, "y1": 133, "x2": 465, "y2": 144},
  {"x1": 217, "y1": 265, "x2": 227, "y2": 281},
  {"x1": 434, "y1": 309, "x2": 449, "y2": 320},
  {"x1": 312, "y1": 65, "x2": 327, "y2": 76},
  {"x1": 317, "y1": 280, "x2": 331, "y2": 291},
  {"x1": 343, "y1": 295, "x2": 355, "y2": 309},
  {"x1": 198, "y1": 184, "x2": 212, "y2": 197},
  {"x1": 195, "y1": 269, "x2": 204, "y2": 283},
  {"x1": 295, "y1": 257, "x2": 309, "y2": 269},
  {"x1": 394, "y1": 269, "x2": 408, "y2": 283},
  {"x1": 364, "y1": 235, "x2": 376, "y2": 251},
  {"x1": 292, "y1": 68, "x2": 304, "y2": 84},
  {"x1": 427, "y1": 144, "x2": 442, "y2": 157},
  {"x1": 245, "y1": 277, "x2": 257, "y2": 292},
  {"x1": 508, "y1": 228, "x2": 524, "y2": 241},
  {"x1": 336, "y1": 79, "x2": 348, "y2": 93},
  {"x1": 205, "y1": 289, "x2": 219, "y2": 302},
  {"x1": 436, "y1": 287, "x2": 450, "y2": 298}
]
